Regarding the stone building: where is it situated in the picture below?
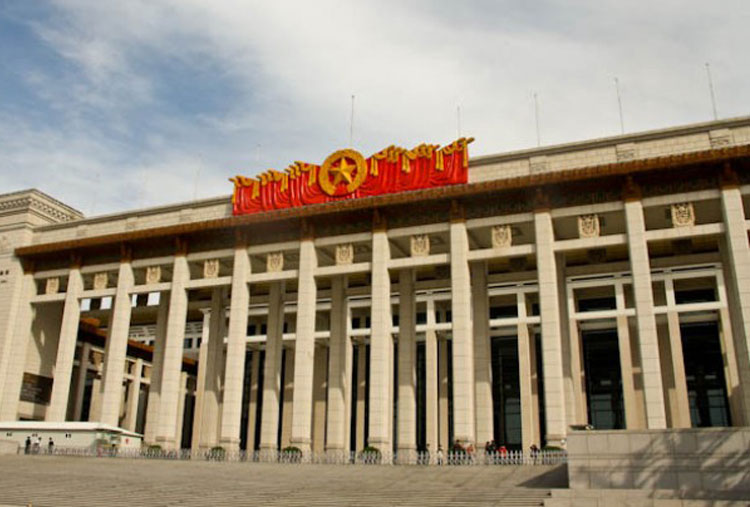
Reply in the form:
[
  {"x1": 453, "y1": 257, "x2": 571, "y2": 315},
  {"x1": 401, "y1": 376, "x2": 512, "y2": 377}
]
[{"x1": 1, "y1": 116, "x2": 749, "y2": 459}]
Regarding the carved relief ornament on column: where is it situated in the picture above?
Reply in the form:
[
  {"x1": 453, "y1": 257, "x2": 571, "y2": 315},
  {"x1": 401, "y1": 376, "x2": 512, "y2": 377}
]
[
  {"x1": 577, "y1": 214, "x2": 600, "y2": 238},
  {"x1": 491, "y1": 225, "x2": 512, "y2": 248},
  {"x1": 45, "y1": 277, "x2": 60, "y2": 295},
  {"x1": 204, "y1": 259, "x2": 220, "y2": 278},
  {"x1": 145, "y1": 266, "x2": 162, "y2": 285},
  {"x1": 267, "y1": 252, "x2": 284, "y2": 272},
  {"x1": 335, "y1": 243, "x2": 354, "y2": 265},
  {"x1": 93, "y1": 272, "x2": 109, "y2": 290},
  {"x1": 670, "y1": 202, "x2": 695, "y2": 227},
  {"x1": 410, "y1": 234, "x2": 430, "y2": 257}
]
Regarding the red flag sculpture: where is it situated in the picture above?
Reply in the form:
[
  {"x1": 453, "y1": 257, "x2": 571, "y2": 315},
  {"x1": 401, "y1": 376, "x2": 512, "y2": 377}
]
[{"x1": 230, "y1": 138, "x2": 473, "y2": 216}]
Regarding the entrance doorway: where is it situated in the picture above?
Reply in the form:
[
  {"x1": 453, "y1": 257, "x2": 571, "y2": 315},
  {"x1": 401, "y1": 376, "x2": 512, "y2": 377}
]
[{"x1": 582, "y1": 329, "x2": 625, "y2": 430}]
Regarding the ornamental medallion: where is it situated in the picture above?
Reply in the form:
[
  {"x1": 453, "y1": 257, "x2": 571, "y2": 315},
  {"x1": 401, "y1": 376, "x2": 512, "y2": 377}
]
[
  {"x1": 335, "y1": 244, "x2": 354, "y2": 265},
  {"x1": 145, "y1": 266, "x2": 162, "y2": 285},
  {"x1": 267, "y1": 252, "x2": 284, "y2": 272},
  {"x1": 318, "y1": 149, "x2": 367, "y2": 197},
  {"x1": 45, "y1": 277, "x2": 59, "y2": 295},
  {"x1": 491, "y1": 225, "x2": 512, "y2": 248},
  {"x1": 410, "y1": 235, "x2": 430, "y2": 257},
  {"x1": 93, "y1": 272, "x2": 108, "y2": 290},
  {"x1": 670, "y1": 203, "x2": 695, "y2": 228},
  {"x1": 204, "y1": 259, "x2": 220, "y2": 278},
  {"x1": 577, "y1": 214, "x2": 600, "y2": 238}
]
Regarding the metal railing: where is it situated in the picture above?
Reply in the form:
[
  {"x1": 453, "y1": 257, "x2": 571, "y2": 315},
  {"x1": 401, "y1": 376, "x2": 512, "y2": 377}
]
[{"x1": 28, "y1": 447, "x2": 567, "y2": 466}]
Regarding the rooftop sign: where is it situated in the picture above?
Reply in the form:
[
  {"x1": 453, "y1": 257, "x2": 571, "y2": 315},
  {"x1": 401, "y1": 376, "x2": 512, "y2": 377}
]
[{"x1": 230, "y1": 138, "x2": 472, "y2": 215}]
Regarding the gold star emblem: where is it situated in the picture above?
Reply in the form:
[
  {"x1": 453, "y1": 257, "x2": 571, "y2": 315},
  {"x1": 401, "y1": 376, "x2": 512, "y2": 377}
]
[
  {"x1": 319, "y1": 149, "x2": 367, "y2": 197},
  {"x1": 329, "y1": 157, "x2": 356, "y2": 186}
]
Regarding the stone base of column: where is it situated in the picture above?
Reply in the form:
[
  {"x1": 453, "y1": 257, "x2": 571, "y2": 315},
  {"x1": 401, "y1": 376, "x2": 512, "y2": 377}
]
[
  {"x1": 154, "y1": 436, "x2": 178, "y2": 451},
  {"x1": 325, "y1": 447, "x2": 350, "y2": 463},
  {"x1": 289, "y1": 438, "x2": 311, "y2": 453},
  {"x1": 396, "y1": 446, "x2": 418, "y2": 464},
  {"x1": 545, "y1": 434, "x2": 566, "y2": 448},
  {"x1": 219, "y1": 437, "x2": 240, "y2": 453}
]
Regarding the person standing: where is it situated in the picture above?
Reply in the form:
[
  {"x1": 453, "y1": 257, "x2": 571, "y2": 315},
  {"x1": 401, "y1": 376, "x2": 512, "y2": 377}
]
[
  {"x1": 24, "y1": 437, "x2": 31, "y2": 455},
  {"x1": 48, "y1": 438, "x2": 55, "y2": 455}
]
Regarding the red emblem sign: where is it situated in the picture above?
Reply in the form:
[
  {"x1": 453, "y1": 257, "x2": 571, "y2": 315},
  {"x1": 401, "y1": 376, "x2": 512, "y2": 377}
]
[{"x1": 230, "y1": 138, "x2": 472, "y2": 216}]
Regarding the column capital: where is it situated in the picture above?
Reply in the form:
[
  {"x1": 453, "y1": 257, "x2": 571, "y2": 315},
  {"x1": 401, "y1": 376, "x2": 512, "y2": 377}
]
[
  {"x1": 300, "y1": 219, "x2": 315, "y2": 240},
  {"x1": 720, "y1": 161, "x2": 740, "y2": 189},
  {"x1": 175, "y1": 236, "x2": 189, "y2": 257},
  {"x1": 21, "y1": 259, "x2": 35, "y2": 275},
  {"x1": 532, "y1": 188, "x2": 551, "y2": 212},
  {"x1": 372, "y1": 209, "x2": 387, "y2": 231},
  {"x1": 120, "y1": 243, "x2": 133, "y2": 263},
  {"x1": 450, "y1": 200, "x2": 465, "y2": 222},
  {"x1": 234, "y1": 229, "x2": 248, "y2": 247},
  {"x1": 69, "y1": 252, "x2": 82, "y2": 269},
  {"x1": 622, "y1": 176, "x2": 642, "y2": 202}
]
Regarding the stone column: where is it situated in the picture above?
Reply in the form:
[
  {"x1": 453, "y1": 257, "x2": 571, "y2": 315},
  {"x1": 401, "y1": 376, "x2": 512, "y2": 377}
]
[
  {"x1": 0, "y1": 266, "x2": 36, "y2": 420},
  {"x1": 259, "y1": 282, "x2": 285, "y2": 452},
  {"x1": 174, "y1": 371, "x2": 189, "y2": 448},
  {"x1": 368, "y1": 217, "x2": 393, "y2": 452},
  {"x1": 312, "y1": 345, "x2": 328, "y2": 453},
  {"x1": 715, "y1": 268, "x2": 745, "y2": 426},
  {"x1": 74, "y1": 342, "x2": 92, "y2": 421},
  {"x1": 438, "y1": 338, "x2": 450, "y2": 450},
  {"x1": 425, "y1": 300, "x2": 439, "y2": 452},
  {"x1": 533, "y1": 209, "x2": 567, "y2": 446},
  {"x1": 245, "y1": 349, "x2": 261, "y2": 451},
  {"x1": 47, "y1": 263, "x2": 83, "y2": 421},
  {"x1": 200, "y1": 290, "x2": 226, "y2": 449},
  {"x1": 144, "y1": 294, "x2": 169, "y2": 444},
  {"x1": 397, "y1": 269, "x2": 416, "y2": 461},
  {"x1": 124, "y1": 358, "x2": 144, "y2": 431},
  {"x1": 471, "y1": 262, "x2": 493, "y2": 447},
  {"x1": 220, "y1": 242, "x2": 251, "y2": 451},
  {"x1": 616, "y1": 286, "x2": 639, "y2": 429},
  {"x1": 280, "y1": 349, "x2": 295, "y2": 448},
  {"x1": 624, "y1": 195, "x2": 668, "y2": 429},
  {"x1": 191, "y1": 308, "x2": 211, "y2": 450},
  {"x1": 290, "y1": 232, "x2": 317, "y2": 453},
  {"x1": 719, "y1": 177, "x2": 750, "y2": 423},
  {"x1": 450, "y1": 209, "x2": 476, "y2": 446},
  {"x1": 517, "y1": 293, "x2": 535, "y2": 450},
  {"x1": 99, "y1": 259, "x2": 135, "y2": 426},
  {"x1": 529, "y1": 331, "x2": 541, "y2": 445},
  {"x1": 326, "y1": 276, "x2": 351, "y2": 454},
  {"x1": 155, "y1": 250, "x2": 190, "y2": 449},
  {"x1": 664, "y1": 278, "x2": 691, "y2": 428},
  {"x1": 355, "y1": 343, "x2": 367, "y2": 451}
]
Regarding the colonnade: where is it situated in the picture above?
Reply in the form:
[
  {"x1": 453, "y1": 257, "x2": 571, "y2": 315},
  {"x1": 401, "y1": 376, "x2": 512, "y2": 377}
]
[{"x1": 3, "y1": 177, "x2": 750, "y2": 453}]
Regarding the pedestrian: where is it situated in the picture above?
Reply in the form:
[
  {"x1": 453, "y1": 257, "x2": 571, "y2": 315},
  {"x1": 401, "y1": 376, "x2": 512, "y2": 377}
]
[
  {"x1": 24, "y1": 437, "x2": 31, "y2": 455},
  {"x1": 48, "y1": 438, "x2": 54, "y2": 455},
  {"x1": 32, "y1": 436, "x2": 40, "y2": 454},
  {"x1": 529, "y1": 443, "x2": 540, "y2": 465},
  {"x1": 436, "y1": 445, "x2": 444, "y2": 466}
]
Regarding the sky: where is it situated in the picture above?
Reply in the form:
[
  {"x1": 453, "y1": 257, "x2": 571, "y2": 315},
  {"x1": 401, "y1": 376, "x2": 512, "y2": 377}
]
[{"x1": 1, "y1": 0, "x2": 748, "y2": 216}]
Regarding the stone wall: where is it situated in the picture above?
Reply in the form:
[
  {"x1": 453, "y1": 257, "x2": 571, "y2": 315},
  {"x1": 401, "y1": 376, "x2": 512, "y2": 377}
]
[{"x1": 566, "y1": 428, "x2": 750, "y2": 494}]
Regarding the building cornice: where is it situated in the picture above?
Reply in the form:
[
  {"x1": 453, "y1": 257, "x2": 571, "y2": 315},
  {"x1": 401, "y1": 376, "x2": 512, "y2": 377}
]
[
  {"x1": 0, "y1": 189, "x2": 83, "y2": 223},
  {"x1": 15, "y1": 144, "x2": 750, "y2": 258}
]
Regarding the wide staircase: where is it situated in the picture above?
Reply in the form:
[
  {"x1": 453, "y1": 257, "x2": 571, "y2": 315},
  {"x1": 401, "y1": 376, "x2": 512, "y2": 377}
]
[{"x1": 0, "y1": 455, "x2": 564, "y2": 506}]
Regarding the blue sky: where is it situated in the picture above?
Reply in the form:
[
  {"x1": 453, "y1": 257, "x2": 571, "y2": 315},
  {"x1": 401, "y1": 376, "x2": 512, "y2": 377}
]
[{"x1": 1, "y1": 0, "x2": 748, "y2": 215}]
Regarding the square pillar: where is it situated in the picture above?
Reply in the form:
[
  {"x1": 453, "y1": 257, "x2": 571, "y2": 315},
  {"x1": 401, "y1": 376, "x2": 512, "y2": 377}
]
[
  {"x1": 533, "y1": 210, "x2": 567, "y2": 446},
  {"x1": 155, "y1": 251, "x2": 190, "y2": 449},
  {"x1": 326, "y1": 276, "x2": 352, "y2": 454},
  {"x1": 199, "y1": 289, "x2": 226, "y2": 449},
  {"x1": 47, "y1": 264, "x2": 83, "y2": 421},
  {"x1": 280, "y1": 348, "x2": 295, "y2": 448},
  {"x1": 355, "y1": 343, "x2": 367, "y2": 451},
  {"x1": 719, "y1": 181, "x2": 750, "y2": 423},
  {"x1": 290, "y1": 234, "x2": 317, "y2": 453},
  {"x1": 449, "y1": 212, "x2": 476, "y2": 446},
  {"x1": 0, "y1": 266, "x2": 36, "y2": 420},
  {"x1": 664, "y1": 278, "x2": 691, "y2": 428},
  {"x1": 99, "y1": 258, "x2": 135, "y2": 426},
  {"x1": 144, "y1": 294, "x2": 169, "y2": 444},
  {"x1": 73, "y1": 342, "x2": 92, "y2": 421},
  {"x1": 311, "y1": 345, "x2": 328, "y2": 453},
  {"x1": 124, "y1": 358, "x2": 144, "y2": 432},
  {"x1": 517, "y1": 293, "x2": 536, "y2": 450},
  {"x1": 220, "y1": 241, "x2": 251, "y2": 451},
  {"x1": 471, "y1": 262, "x2": 493, "y2": 447},
  {"x1": 624, "y1": 197, "x2": 667, "y2": 428},
  {"x1": 425, "y1": 304, "x2": 439, "y2": 452},
  {"x1": 245, "y1": 349, "x2": 261, "y2": 451},
  {"x1": 397, "y1": 269, "x2": 417, "y2": 461},
  {"x1": 368, "y1": 220, "x2": 393, "y2": 452},
  {"x1": 615, "y1": 284, "x2": 640, "y2": 429},
  {"x1": 259, "y1": 282, "x2": 285, "y2": 452}
]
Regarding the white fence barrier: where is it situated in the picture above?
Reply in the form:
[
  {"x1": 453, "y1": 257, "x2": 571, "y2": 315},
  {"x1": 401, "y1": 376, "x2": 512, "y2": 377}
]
[{"x1": 26, "y1": 447, "x2": 567, "y2": 466}]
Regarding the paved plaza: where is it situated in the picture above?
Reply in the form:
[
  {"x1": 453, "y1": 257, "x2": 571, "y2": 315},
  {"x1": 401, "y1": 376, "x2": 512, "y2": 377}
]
[{"x1": 0, "y1": 455, "x2": 564, "y2": 506}]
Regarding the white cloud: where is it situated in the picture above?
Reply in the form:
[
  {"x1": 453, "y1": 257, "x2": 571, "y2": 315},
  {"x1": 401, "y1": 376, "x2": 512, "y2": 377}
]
[{"x1": 2, "y1": 0, "x2": 749, "y2": 215}]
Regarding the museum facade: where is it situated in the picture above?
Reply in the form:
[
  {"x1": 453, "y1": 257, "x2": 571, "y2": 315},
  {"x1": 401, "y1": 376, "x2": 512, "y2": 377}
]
[{"x1": 1, "y1": 116, "x2": 749, "y2": 457}]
